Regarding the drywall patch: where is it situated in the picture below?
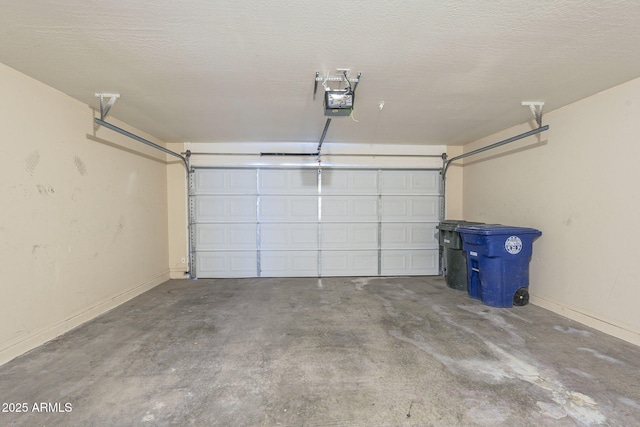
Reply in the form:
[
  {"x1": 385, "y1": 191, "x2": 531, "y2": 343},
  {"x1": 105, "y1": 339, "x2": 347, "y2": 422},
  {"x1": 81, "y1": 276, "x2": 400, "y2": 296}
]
[
  {"x1": 126, "y1": 170, "x2": 139, "y2": 196},
  {"x1": 74, "y1": 155, "x2": 87, "y2": 176},
  {"x1": 25, "y1": 151, "x2": 40, "y2": 175},
  {"x1": 32, "y1": 245, "x2": 63, "y2": 286}
]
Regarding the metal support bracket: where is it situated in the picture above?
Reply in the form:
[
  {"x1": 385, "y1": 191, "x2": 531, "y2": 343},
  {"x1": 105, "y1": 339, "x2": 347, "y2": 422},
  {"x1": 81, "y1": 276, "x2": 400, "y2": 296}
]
[
  {"x1": 522, "y1": 101, "x2": 545, "y2": 127},
  {"x1": 95, "y1": 93, "x2": 120, "y2": 120}
]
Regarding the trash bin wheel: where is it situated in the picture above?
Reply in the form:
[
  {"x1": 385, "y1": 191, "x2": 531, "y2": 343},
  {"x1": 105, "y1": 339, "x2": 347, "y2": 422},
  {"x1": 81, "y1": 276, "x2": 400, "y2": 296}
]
[{"x1": 513, "y1": 287, "x2": 529, "y2": 306}]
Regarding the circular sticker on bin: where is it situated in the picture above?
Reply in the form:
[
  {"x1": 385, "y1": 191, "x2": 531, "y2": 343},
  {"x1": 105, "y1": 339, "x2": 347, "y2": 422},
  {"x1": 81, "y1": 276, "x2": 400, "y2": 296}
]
[{"x1": 505, "y1": 236, "x2": 523, "y2": 254}]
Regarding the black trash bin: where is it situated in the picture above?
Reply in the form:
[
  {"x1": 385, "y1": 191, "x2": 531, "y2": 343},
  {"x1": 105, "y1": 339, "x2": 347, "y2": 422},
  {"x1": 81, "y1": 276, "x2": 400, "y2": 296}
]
[{"x1": 437, "y1": 220, "x2": 483, "y2": 290}]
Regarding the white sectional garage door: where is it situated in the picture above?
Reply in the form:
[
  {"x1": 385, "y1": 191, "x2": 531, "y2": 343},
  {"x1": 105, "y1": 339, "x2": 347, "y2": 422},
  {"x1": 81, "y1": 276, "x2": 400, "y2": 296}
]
[{"x1": 191, "y1": 168, "x2": 439, "y2": 278}]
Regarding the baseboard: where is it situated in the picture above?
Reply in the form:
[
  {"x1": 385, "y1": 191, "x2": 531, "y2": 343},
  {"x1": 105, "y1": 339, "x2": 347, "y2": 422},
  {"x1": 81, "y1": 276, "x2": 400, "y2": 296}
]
[
  {"x1": 0, "y1": 271, "x2": 170, "y2": 366},
  {"x1": 169, "y1": 267, "x2": 189, "y2": 279},
  {"x1": 531, "y1": 294, "x2": 640, "y2": 347}
]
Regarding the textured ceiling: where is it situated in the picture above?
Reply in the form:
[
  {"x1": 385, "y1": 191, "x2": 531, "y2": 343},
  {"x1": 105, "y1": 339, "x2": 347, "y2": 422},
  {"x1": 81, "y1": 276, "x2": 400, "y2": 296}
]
[{"x1": 2, "y1": 1, "x2": 640, "y2": 145}]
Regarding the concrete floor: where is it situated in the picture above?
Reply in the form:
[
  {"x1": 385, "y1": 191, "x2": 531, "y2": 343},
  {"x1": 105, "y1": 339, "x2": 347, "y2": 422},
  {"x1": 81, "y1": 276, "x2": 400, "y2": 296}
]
[{"x1": 1, "y1": 276, "x2": 640, "y2": 426}]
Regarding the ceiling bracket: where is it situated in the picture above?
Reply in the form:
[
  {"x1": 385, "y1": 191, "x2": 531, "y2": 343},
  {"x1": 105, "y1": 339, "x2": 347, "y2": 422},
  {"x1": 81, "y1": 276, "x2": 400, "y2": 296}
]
[
  {"x1": 314, "y1": 70, "x2": 361, "y2": 99},
  {"x1": 314, "y1": 71, "x2": 361, "y2": 84},
  {"x1": 95, "y1": 93, "x2": 120, "y2": 120},
  {"x1": 522, "y1": 101, "x2": 545, "y2": 127}
]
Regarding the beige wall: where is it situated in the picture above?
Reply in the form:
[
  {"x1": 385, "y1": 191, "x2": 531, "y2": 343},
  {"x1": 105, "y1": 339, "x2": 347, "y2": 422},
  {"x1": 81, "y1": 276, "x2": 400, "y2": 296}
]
[
  {"x1": 461, "y1": 77, "x2": 640, "y2": 345},
  {"x1": 0, "y1": 64, "x2": 170, "y2": 365}
]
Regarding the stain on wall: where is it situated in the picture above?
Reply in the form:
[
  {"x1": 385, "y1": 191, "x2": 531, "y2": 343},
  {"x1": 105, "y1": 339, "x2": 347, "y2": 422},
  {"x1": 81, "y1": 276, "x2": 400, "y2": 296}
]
[
  {"x1": 74, "y1": 155, "x2": 87, "y2": 176},
  {"x1": 71, "y1": 187, "x2": 82, "y2": 202},
  {"x1": 36, "y1": 184, "x2": 55, "y2": 196},
  {"x1": 1, "y1": 63, "x2": 170, "y2": 366},
  {"x1": 111, "y1": 215, "x2": 126, "y2": 244},
  {"x1": 25, "y1": 151, "x2": 40, "y2": 176}
]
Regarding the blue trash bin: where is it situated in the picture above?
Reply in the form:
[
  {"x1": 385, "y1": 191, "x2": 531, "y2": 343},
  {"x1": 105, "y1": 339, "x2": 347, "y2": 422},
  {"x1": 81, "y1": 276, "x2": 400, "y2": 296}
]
[{"x1": 456, "y1": 225, "x2": 542, "y2": 308}]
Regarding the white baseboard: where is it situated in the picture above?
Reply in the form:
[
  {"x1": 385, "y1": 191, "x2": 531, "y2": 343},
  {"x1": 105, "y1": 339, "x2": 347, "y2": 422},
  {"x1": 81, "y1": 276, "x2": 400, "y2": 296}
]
[
  {"x1": 531, "y1": 294, "x2": 640, "y2": 347},
  {"x1": 0, "y1": 271, "x2": 170, "y2": 366}
]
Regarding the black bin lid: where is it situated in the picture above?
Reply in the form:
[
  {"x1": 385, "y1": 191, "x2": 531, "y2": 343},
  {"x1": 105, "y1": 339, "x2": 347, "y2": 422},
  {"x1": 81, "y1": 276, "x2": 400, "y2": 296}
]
[{"x1": 437, "y1": 220, "x2": 483, "y2": 232}]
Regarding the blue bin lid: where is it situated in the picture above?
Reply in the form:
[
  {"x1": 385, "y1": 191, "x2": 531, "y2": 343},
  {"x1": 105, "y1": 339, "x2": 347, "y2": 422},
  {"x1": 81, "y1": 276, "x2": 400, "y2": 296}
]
[{"x1": 456, "y1": 224, "x2": 542, "y2": 236}]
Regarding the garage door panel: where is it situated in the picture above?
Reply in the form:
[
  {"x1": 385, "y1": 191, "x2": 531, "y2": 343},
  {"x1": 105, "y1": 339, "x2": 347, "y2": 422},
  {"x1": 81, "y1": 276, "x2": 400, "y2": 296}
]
[
  {"x1": 381, "y1": 250, "x2": 438, "y2": 275},
  {"x1": 192, "y1": 168, "x2": 440, "y2": 278},
  {"x1": 380, "y1": 170, "x2": 439, "y2": 194},
  {"x1": 260, "y1": 251, "x2": 318, "y2": 277},
  {"x1": 381, "y1": 223, "x2": 438, "y2": 249},
  {"x1": 196, "y1": 224, "x2": 256, "y2": 250},
  {"x1": 321, "y1": 223, "x2": 378, "y2": 249},
  {"x1": 321, "y1": 169, "x2": 378, "y2": 194},
  {"x1": 196, "y1": 251, "x2": 257, "y2": 278},
  {"x1": 194, "y1": 196, "x2": 257, "y2": 222},
  {"x1": 261, "y1": 223, "x2": 318, "y2": 249},
  {"x1": 322, "y1": 196, "x2": 378, "y2": 221},
  {"x1": 260, "y1": 169, "x2": 318, "y2": 194},
  {"x1": 380, "y1": 196, "x2": 439, "y2": 221},
  {"x1": 321, "y1": 251, "x2": 378, "y2": 276},
  {"x1": 194, "y1": 169, "x2": 256, "y2": 194},
  {"x1": 260, "y1": 196, "x2": 318, "y2": 222}
]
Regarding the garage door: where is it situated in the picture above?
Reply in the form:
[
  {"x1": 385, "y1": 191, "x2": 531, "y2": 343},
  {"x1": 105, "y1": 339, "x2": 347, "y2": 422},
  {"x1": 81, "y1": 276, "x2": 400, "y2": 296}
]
[{"x1": 190, "y1": 168, "x2": 439, "y2": 278}]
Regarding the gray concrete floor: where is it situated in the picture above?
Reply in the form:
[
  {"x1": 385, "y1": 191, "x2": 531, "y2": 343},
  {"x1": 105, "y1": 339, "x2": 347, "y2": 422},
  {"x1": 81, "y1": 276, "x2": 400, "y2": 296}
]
[{"x1": 1, "y1": 276, "x2": 640, "y2": 426}]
